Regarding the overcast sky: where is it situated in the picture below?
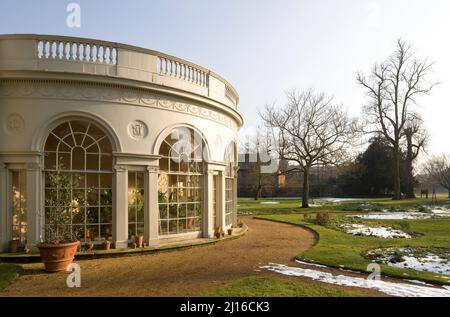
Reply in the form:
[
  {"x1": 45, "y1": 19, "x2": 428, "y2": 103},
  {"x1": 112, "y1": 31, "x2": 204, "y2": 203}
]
[{"x1": 1, "y1": 0, "x2": 449, "y2": 161}]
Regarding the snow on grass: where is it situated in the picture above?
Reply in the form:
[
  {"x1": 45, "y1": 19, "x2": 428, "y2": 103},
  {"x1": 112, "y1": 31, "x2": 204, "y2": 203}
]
[
  {"x1": 260, "y1": 202, "x2": 280, "y2": 205},
  {"x1": 367, "y1": 247, "x2": 450, "y2": 276},
  {"x1": 341, "y1": 224, "x2": 411, "y2": 238},
  {"x1": 351, "y1": 204, "x2": 450, "y2": 220},
  {"x1": 261, "y1": 263, "x2": 450, "y2": 297},
  {"x1": 352, "y1": 212, "x2": 444, "y2": 220}
]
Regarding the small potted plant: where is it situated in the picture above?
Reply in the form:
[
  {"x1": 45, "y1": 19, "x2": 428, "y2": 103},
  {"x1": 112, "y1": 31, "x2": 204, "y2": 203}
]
[
  {"x1": 134, "y1": 235, "x2": 144, "y2": 248},
  {"x1": 237, "y1": 219, "x2": 244, "y2": 228},
  {"x1": 102, "y1": 238, "x2": 111, "y2": 251},
  {"x1": 8, "y1": 239, "x2": 20, "y2": 253},
  {"x1": 85, "y1": 240, "x2": 94, "y2": 251},
  {"x1": 227, "y1": 228, "x2": 233, "y2": 236},
  {"x1": 37, "y1": 171, "x2": 80, "y2": 272},
  {"x1": 214, "y1": 226, "x2": 221, "y2": 239}
]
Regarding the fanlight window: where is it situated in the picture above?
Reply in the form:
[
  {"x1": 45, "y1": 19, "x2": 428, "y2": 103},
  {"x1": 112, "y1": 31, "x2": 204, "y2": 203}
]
[
  {"x1": 43, "y1": 120, "x2": 113, "y2": 242},
  {"x1": 224, "y1": 142, "x2": 236, "y2": 226},
  {"x1": 157, "y1": 127, "x2": 206, "y2": 235}
]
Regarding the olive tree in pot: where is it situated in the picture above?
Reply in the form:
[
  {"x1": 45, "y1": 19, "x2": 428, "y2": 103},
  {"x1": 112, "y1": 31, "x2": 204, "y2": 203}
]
[{"x1": 37, "y1": 171, "x2": 80, "y2": 273}]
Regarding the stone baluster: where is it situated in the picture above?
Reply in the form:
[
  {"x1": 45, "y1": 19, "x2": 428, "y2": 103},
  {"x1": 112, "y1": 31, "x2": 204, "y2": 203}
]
[
  {"x1": 90, "y1": 44, "x2": 95, "y2": 62},
  {"x1": 62, "y1": 42, "x2": 68, "y2": 60},
  {"x1": 82, "y1": 43, "x2": 88, "y2": 62},
  {"x1": 49, "y1": 41, "x2": 55, "y2": 59},
  {"x1": 97, "y1": 46, "x2": 102, "y2": 63}
]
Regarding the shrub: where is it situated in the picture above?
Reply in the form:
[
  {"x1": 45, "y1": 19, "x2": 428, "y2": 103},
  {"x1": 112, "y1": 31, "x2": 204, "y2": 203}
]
[
  {"x1": 396, "y1": 221, "x2": 411, "y2": 232},
  {"x1": 417, "y1": 205, "x2": 431, "y2": 213},
  {"x1": 315, "y1": 212, "x2": 331, "y2": 226}
]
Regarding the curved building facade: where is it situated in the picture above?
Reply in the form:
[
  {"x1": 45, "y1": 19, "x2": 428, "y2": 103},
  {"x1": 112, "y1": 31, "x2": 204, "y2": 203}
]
[{"x1": 0, "y1": 34, "x2": 242, "y2": 251}]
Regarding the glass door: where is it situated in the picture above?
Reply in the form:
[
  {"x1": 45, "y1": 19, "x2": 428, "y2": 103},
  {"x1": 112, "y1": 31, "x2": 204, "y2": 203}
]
[{"x1": 11, "y1": 170, "x2": 27, "y2": 245}]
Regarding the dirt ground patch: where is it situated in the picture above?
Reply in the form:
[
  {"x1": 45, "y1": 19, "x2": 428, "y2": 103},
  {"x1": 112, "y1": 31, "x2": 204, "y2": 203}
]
[{"x1": 0, "y1": 217, "x2": 380, "y2": 297}]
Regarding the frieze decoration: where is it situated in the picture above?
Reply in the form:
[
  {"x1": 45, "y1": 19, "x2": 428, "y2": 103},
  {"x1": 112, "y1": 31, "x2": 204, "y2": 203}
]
[{"x1": 0, "y1": 80, "x2": 237, "y2": 129}]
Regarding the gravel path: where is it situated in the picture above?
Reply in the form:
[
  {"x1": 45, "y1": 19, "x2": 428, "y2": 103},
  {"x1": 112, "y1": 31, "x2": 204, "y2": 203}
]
[{"x1": 0, "y1": 217, "x2": 380, "y2": 297}]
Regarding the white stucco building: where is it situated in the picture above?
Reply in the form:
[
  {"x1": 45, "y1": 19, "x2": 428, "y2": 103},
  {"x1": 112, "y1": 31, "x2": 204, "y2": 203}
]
[{"x1": 0, "y1": 34, "x2": 242, "y2": 251}]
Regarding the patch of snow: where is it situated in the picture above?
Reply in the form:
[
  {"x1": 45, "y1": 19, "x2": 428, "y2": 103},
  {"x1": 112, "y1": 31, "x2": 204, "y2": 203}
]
[
  {"x1": 404, "y1": 279, "x2": 433, "y2": 286},
  {"x1": 295, "y1": 260, "x2": 328, "y2": 268},
  {"x1": 425, "y1": 206, "x2": 450, "y2": 215},
  {"x1": 367, "y1": 248, "x2": 450, "y2": 276},
  {"x1": 317, "y1": 198, "x2": 360, "y2": 203},
  {"x1": 352, "y1": 212, "x2": 447, "y2": 220},
  {"x1": 341, "y1": 224, "x2": 411, "y2": 238},
  {"x1": 260, "y1": 202, "x2": 280, "y2": 205},
  {"x1": 261, "y1": 263, "x2": 450, "y2": 297}
]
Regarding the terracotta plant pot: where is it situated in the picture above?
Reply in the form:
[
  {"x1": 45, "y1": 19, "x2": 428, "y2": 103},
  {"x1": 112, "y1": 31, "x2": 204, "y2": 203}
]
[
  {"x1": 9, "y1": 239, "x2": 20, "y2": 253},
  {"x1": 228, "y1": 229, "x2": 233, "y2": 236},
  {"x1": 134, "y1": 236, "x2": 144, "y2": 248},
  {"x1": 37, "y1": 241, "x2": 80, "y2": 273},
  {"x1": 214, "y1": 232, "x2": 221, "y2": 239},
  {"x1": 102, "y1": 241, "x2": 111, "y2": 251}
]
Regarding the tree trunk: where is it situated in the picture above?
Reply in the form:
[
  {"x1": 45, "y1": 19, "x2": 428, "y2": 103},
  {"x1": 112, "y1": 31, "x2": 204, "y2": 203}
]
[
  {"x1": 393, "y1": 143, "x2": 402, "y2": 200},
  {"x1": 254, "y1": 185, "x2": 262, "y2": 200},
  {"x1": 448, "y1": 188, "x2": 450, "y2": 199},
  {"x1": 301, "y1": 169, "x2": 310, "y2": 208},
  {"x1": 404, "y1": 131, "x2": 416, "y2": 199}
]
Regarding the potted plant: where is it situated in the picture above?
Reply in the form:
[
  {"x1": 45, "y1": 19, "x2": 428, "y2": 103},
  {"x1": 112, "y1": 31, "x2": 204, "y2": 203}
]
[
  {"x1": 214, "y1": 226, "x2": 221, "y2": 239},
  {"x1": 37, "y1": 171, "x2": 80, "y2": 273},
  {"x1": 134, "y1": 235, "x2": 144, "y2": 248},
  {"x1": 102, "y1": 239, "x2": 111, "y2": 251},
  {"x1": 237, "y1": 219, "x2": 244, "y2": 228},
  {"x1": 227, "y1": 228, "x2": 233, "y2": 236},
  {"x1": 85, "y1": 240, "x2": 94, "y2": 251},
  {"x1": 8, "y1": 239, "x2": 20, "y2": 253}
]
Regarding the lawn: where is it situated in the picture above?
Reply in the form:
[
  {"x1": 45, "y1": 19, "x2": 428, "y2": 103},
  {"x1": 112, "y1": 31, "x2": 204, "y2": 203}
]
[
  {"x1": 238, "y1": 196, "x2": 450, "y2": 215},
  {"x1": 205, "y1": 276, "x2": 376, "y2": 297},
  {"x1": 0, "y1": 263, "x2": 21, "y2": 290},
  {"x1": 255, "y1": 212, "x2": 450, "y2": 285}
]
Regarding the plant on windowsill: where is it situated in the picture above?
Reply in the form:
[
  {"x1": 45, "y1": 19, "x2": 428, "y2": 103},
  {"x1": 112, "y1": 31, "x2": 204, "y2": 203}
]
[
  {"x1": 134, "y1": 235, "x2": 144, "y2": 248},
  {"x1": 37, "y1": 170, "x2": 80, "y2": 273},
  {"x1": 85, "y1": 240, "x2": 94, "y2": 251},
  {"x1": 214, "y1": 226, "x2": 221, "y2": 239},
  {"x1": 8, "y1": 239, "x2": 20, "y2": 253},
  {"x1": 102, "y1": 238, "x2": 111, "y2": 251}
]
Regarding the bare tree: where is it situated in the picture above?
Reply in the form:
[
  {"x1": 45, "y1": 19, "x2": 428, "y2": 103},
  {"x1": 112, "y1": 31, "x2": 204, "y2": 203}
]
[
  {"x1": 260, "y1": 89, "x2": 357, "y2": 208},
  {"x1": 403, "y1": 115, "x2": 428, "y2": 198},
  {"x1": 357, "y1": 39, "x2": 437, "y2": 200},
  {"x1": 424, "y1": 155, "x2": 450, "y2": 198}
]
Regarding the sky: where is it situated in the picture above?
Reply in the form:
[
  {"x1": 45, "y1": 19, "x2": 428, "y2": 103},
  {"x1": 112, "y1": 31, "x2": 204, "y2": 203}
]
[{"x1": 1, "y1": 0, "x2": 449, "y2": 162}]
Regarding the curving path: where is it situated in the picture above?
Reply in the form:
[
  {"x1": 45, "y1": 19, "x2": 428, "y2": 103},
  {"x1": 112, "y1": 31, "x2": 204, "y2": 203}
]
[{"x1": 0, "y1": 217, "x2": 378, "y2": 297}]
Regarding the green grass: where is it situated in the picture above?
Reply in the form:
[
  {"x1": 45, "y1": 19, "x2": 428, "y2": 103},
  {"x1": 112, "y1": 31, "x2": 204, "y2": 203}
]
[
  {"x1": 256, "y1": 213, "x2": 450, "y2": 285},
  {"x1": 0, "y1": 263, "x2": 21, "y2": 290},
  {"x1": 205, "y1": 276, "x2": 374, "y2": 297},
  {"x1": 238, "y1": 196, "x2": 450, "y2": 215}
]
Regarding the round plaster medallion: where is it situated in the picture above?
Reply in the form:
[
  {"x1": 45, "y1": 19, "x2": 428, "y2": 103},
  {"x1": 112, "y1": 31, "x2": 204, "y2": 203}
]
[
  {"x1": 128, "y1": 120, "x2": 148, "y2": 140},
  {"x1": 5, "y1": 114, "x2": 25, "y2": 134}
]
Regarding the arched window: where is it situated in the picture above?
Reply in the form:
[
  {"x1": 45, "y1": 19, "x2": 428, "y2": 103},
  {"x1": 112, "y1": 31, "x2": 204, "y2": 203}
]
[
  {"x1": 157, "y1": 127, "x2": 206, "y2": 235},
  {"x1": 43, "y1": 120, "x2": 113, "y2": 242},
  {"x1": 224, "y1": 142, "x2": 237, "y2": 226}
]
